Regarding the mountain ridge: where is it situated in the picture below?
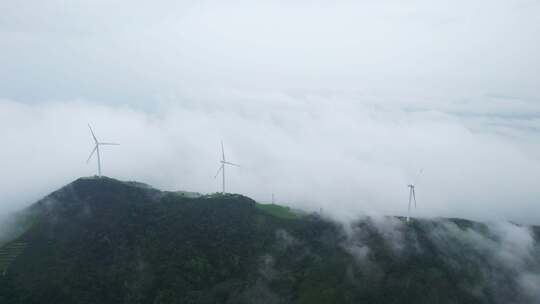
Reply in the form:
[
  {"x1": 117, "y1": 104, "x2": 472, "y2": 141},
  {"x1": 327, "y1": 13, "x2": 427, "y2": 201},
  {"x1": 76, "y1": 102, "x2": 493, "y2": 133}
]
[{"x1": 1, "y1": 177, "x2": 539, "y2": 303}]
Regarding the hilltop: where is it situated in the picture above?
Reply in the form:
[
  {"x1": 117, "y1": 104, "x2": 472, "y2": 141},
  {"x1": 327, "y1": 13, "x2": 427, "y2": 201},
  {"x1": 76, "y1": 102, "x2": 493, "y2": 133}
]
[{"x1": 1, "y1": 177, "x2": 539, "y2": 303}]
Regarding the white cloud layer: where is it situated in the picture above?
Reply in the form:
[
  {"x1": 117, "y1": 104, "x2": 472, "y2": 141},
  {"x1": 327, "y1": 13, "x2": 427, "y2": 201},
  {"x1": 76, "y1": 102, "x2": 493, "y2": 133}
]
[
  {"x1": 1, "y1": 95, "x2": 540, "y2": 224},
  {"x1": 1, "y1": 0, "x2": 539, "y2": 223}
]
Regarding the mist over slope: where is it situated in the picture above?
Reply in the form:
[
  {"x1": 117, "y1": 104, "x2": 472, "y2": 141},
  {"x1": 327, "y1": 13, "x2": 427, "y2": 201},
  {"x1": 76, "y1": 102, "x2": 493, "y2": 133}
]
[{"x1": 1, "y1": 177, "x2": 539, "y2": 303}]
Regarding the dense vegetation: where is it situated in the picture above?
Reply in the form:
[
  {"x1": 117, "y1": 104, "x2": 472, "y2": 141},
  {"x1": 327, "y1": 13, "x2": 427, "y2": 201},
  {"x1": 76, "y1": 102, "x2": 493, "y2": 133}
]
[{"x1": 0, "y1": 177, "x2": 538, "y2": 303}]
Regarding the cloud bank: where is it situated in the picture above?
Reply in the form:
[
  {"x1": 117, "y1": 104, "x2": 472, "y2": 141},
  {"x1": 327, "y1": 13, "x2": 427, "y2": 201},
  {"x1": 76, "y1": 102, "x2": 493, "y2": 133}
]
[
  {"x1": 1, "y1": 0, "x2": 539, "y2": 224},
  {"x1": 1, "y1": 95, "x2": 539, "y2": 224}
]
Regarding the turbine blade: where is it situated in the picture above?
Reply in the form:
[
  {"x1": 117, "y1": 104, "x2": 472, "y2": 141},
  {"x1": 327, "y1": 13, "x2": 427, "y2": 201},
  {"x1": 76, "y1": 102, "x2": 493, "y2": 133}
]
[
  {"x1": 214, "y1": 165, "x2": 223, "y2": 178},
  {"x1": 221, "y1": 141, "x2": 225, "y2": 161},
  {"x1": 88, "y1": 124, "x2": 98, "y2": 143},
  {"x1": 222, "y1": 161, "x2": 240, "y2": 167},
  {"x1": 408, "y1": 188, "x2": 412, "y2": 211},
  {"x1": 86, "y1": 145, "x2": 97, "y2": 163},
  {"x1": 412, "y1": 188, "x2": 417, "y2": 208},
  {"x1": 99, "y1": 142, "x2": 120, "y2": 145}
]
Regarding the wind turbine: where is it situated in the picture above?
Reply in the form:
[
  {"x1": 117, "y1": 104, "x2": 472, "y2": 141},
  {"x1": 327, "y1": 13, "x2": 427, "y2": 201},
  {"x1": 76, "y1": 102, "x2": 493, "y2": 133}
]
[
  {"x1": 87, "y1": 124, "x2": 119, "y2": 177},
  {"x1": 406, "y1": 184, "x2": 417, "y2": 223},
  {"x1": 214, "y1": 141, "x2": 240, "y2": 193},
  {"x1": 406, "y1": 169, "x2": 423, "y2": 223}
]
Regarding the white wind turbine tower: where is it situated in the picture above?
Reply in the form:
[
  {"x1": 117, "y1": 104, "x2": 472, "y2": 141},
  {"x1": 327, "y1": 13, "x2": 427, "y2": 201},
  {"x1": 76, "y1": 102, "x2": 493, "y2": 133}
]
[
  {"x1": 214, "y1": 141, "x2": 240, "y2": 193},
  {"x1": 406, "y1": 169, "x2": 423, "y2": 223},
  {"x1": 87, "y1": 124, "x2": 119, "y2": 177}
]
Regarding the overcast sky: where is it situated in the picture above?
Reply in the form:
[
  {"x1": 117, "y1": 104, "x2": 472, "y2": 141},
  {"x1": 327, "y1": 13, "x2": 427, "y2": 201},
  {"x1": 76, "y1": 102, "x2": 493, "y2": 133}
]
[{"x1": 1, "y1": 0, "x2": 540, "y2": 224}]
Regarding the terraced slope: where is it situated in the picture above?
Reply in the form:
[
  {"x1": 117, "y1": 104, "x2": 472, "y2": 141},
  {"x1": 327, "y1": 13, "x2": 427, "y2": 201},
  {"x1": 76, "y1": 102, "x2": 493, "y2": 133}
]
[{"x1": 0, "y1": 242, "x2": 27, "y2": 275}]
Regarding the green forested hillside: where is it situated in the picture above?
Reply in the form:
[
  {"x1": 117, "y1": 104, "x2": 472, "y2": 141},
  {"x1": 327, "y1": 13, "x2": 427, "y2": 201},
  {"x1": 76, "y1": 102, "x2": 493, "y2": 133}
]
[{"x1": 0, "y1": 177, "x2": 538, "y2": 304}]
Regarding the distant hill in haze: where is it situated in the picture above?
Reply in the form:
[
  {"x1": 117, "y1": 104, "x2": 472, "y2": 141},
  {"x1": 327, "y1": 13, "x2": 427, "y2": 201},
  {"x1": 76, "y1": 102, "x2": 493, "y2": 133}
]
[{"x1": 1, "y1": 177, "x2": 539, "y2": 304}]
